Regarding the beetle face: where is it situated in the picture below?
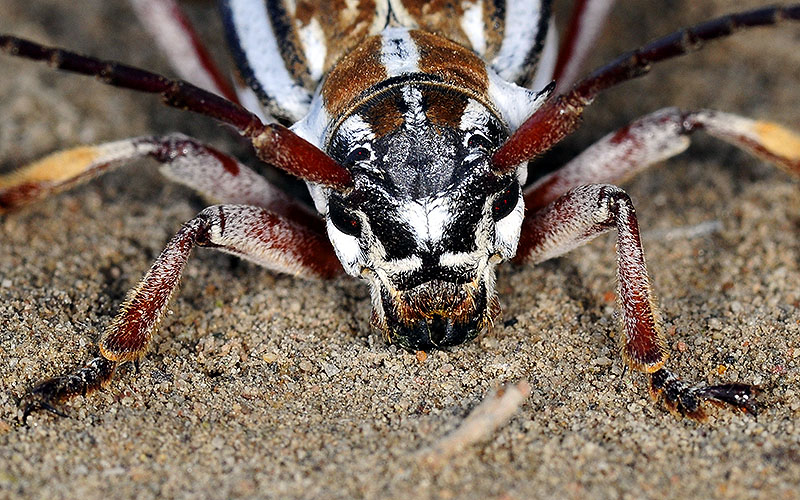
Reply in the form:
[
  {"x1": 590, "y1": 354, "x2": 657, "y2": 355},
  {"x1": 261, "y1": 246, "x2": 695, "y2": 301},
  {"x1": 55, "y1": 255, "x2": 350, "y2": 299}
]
[{"x1": 322, "y1": 83, "x2": 524, "y2": 350}]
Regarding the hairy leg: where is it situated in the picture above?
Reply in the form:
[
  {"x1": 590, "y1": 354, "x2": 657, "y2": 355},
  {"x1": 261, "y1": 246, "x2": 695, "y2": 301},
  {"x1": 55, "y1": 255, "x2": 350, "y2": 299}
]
[
  {"x1": 128, "y1": 0, "x2": 239, "y2": 103},
  {"x1": 522, "y1": 107, "x2": 800, "y2": 214},
  {"x1": 19, "y1": 204, "x2": 341, "y2": 422},
  {"x1": 552, "y1": 0, "x2": 617, "y2": 93},
  {"x1": 0, "y1": 133, "x2": 320, "y2": 228},
  {"x1": 0, "y1": 35, "x2": 351, "y2": 190},
  {"x1": 518, "y1": 183, "x2": 756, "y2": 420},
  {"x1": 493, "y1": 5, "x2": 800, "y2": 171}
]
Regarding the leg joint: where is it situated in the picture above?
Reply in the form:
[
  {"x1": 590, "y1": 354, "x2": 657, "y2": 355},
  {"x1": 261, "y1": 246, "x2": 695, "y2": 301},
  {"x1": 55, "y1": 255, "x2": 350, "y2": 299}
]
[
  {"x1": 183, "y1": 206, "x2": 221, "y2": 247},
  {"x1": 591, "y1": 184, "x2": 631, "y2": 225}
]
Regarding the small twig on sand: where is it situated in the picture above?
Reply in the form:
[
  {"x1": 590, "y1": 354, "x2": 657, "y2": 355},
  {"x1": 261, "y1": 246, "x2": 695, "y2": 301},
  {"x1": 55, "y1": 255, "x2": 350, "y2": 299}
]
[
  {"x1": 418, "y1": 379, "x2": 531, "y2": 467},
  {"x1": 642, "y1": 219, "x2": 722, "y2": 242}
]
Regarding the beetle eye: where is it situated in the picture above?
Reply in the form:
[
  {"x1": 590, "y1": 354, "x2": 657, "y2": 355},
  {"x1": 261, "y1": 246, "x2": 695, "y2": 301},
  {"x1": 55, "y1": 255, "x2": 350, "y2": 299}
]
[
  {"x1": 467, "y1": 133, "x2": 493, "y2": 152},
  {"x1": 345, "y1": 147, "x2": 371, "y2": 165},
  {"x1": 329, "y1": 198, "x2": 361, "y2": 236},
  {"x1": 492, "y1": 181, "x2": 520, "y2": 221}
]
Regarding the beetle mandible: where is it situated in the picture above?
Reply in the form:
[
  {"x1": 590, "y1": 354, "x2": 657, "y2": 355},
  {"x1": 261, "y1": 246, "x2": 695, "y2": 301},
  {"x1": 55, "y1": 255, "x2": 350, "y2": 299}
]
[{"x1": 1, "y1": 0, "x2": 799, "y2": 422}]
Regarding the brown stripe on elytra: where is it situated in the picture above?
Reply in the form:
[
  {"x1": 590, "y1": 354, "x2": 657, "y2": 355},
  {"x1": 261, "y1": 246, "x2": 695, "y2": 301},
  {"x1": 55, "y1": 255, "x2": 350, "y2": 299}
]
[
  {"x1": 400, "y1": 0, "x2": 471, "y2": 48},
  {"x1": 322, "y1": 35, "x2": 386, "y2": 119},
  {"x1": 410, "y1": 30, "x2": 489, "y2": 99},
  {"x1": 295, "y1": 0, "x2": 380, "y2": 73},
  {"x1": 400, "y1": 0, "x2": 505, "y2": 59}
]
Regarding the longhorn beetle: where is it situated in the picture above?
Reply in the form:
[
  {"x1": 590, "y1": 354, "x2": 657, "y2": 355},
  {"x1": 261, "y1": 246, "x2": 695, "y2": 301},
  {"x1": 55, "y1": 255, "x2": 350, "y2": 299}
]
[{"x1": 2, "y1": 0, "x2": 799, "y2": 423}]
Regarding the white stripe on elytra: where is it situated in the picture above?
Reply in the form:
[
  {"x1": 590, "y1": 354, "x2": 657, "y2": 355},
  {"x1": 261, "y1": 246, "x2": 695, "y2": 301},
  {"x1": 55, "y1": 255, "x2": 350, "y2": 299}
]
[
  {"x1": 460, "y1": 0, "x2": 487, "y2": 56},
  {"x1": 226, "y1": 0, "x2": 312, "y2": 122},
  {"x1": 297, "y1": 17, "x2": 327, "y2": 82},
  {"x1": 491, "y1": 0, "x2": 543, "y2": 82},
  {"x1": 380, "y1": 27, "x2": 420, "y2": 77}
]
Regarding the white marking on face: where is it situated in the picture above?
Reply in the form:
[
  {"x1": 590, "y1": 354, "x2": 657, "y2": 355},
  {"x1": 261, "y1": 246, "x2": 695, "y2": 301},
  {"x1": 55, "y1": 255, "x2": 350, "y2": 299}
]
[
  {"x1": 439, "y1": 251, "x2": 481, "y2": 268},
  {"x1": 381, "y1": 27, "x2": 420, "y2": 77},
  {"x1": 297, "y1": 17, "x2": 327, "y2": 82},
  {"x1": 326, "y1": 218, "x2": 361, "y2": 274},
  {"x1": 461, "y1": 0, "x2": 486, "y2": 55},
  {"x1": 426, "y1": 199, "x2": 449, "y2": 243},
  {"x1": 381, "y1": 256, "x2": 423, "y2": 274},
  {"x1": 400, "y1": 197, "x2": 450, "y2": 245}
]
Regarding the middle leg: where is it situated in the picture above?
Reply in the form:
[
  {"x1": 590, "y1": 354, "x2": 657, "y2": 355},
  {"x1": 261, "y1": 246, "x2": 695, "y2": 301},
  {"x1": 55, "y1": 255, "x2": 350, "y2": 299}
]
[
  {"x1": 522, "y1": 107, "x2": 800, "y2": 214},
  {"x1": 0, "y1": 133, "x2": 319, "y2": 228}
]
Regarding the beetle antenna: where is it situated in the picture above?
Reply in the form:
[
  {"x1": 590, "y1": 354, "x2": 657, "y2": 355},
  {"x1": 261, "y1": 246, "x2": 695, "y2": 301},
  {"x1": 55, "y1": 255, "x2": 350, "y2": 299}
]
[
  {"x1": 492, "y1": 4, "x2": 800, "y2": 172},
  {"x1": 0, "y1": 35, "x2": 353, "y2": 191}
]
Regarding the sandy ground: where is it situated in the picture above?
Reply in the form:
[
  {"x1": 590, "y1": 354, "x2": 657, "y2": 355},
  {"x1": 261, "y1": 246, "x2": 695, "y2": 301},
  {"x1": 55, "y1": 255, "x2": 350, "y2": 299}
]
[{"x1": 1, "y1": 1, "x2": 799, "y2": 499}]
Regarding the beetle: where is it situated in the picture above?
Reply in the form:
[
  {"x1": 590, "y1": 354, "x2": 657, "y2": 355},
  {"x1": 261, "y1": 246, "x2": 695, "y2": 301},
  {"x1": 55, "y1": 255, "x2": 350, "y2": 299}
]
[{"x1": 1, "y1": 0, "x2": 798, "y2": 423}]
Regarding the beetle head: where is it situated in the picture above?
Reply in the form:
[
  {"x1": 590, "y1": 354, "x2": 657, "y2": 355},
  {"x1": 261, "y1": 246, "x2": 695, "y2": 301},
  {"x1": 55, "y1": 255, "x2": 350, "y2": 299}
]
[{"x1": 320, "y1": 82, "x2": 524, "y2": 350}]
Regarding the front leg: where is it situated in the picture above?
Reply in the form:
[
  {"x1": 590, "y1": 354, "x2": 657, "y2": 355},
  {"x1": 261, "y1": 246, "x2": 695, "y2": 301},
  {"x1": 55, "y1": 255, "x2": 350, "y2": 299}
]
[
  {"x1": 520, "y1": 184, "x2": 756, "y2": 420},
  {"x1": 19, "y1": 204, "x2": 341, "y2": 422}
]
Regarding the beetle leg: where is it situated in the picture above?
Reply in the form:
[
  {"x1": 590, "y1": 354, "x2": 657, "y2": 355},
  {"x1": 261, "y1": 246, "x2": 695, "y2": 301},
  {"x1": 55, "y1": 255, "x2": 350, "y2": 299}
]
[
  {"x1": 129, "y1": 0, "x2": 239, "y2": 103},
  {"x1": 130, "y1": 0, "x2": 269, "y2": 124},
  {"x1": 518, "y1": 183, "x2": 756, "y2": 420},
  {"x1": 552, "y1": 0, "x2": 617, "y2": 93},
  {"x1": 493, "y1": 5, "x2": 800, "y2": 171},
  {"x1": 0, "y1": 133, "x2": 320, "y2": 228},
  {"x1": 521, "y1": 107, "x2": 800, "y2": 214},
  {"x1": 18, "y1": 204, "x2": 341, "y2": 423},
  {"x1": 19, "y1": 357, "x2": 117, "y2": 423},
  {"x1": 0, "y1": 36, "x2": 352, "y2": 190}
]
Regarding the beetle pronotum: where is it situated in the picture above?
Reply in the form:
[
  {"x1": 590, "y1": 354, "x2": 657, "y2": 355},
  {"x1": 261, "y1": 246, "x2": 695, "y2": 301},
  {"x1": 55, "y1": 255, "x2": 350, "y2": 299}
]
[{"x1": 1, "y1": 0, "x2": 799, "y2": 423}]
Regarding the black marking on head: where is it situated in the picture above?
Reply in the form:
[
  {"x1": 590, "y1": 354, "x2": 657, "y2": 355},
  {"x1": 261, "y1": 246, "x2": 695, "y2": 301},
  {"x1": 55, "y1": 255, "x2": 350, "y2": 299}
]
[
  {"x1": 327, "y1": 81, "x2": 515, "y2": 264},
  {"x1": 347, "y1": 188, "x2": 418, "y2": 261},
  {"x1": 323, "y1": 80, "x2": 524, "y2": 349}
]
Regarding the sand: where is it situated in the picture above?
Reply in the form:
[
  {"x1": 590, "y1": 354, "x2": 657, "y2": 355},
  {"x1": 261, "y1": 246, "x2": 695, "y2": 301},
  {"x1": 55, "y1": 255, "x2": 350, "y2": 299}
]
[{"x1": 1, "y1": 1, "x2": 799, "y2": 499}]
